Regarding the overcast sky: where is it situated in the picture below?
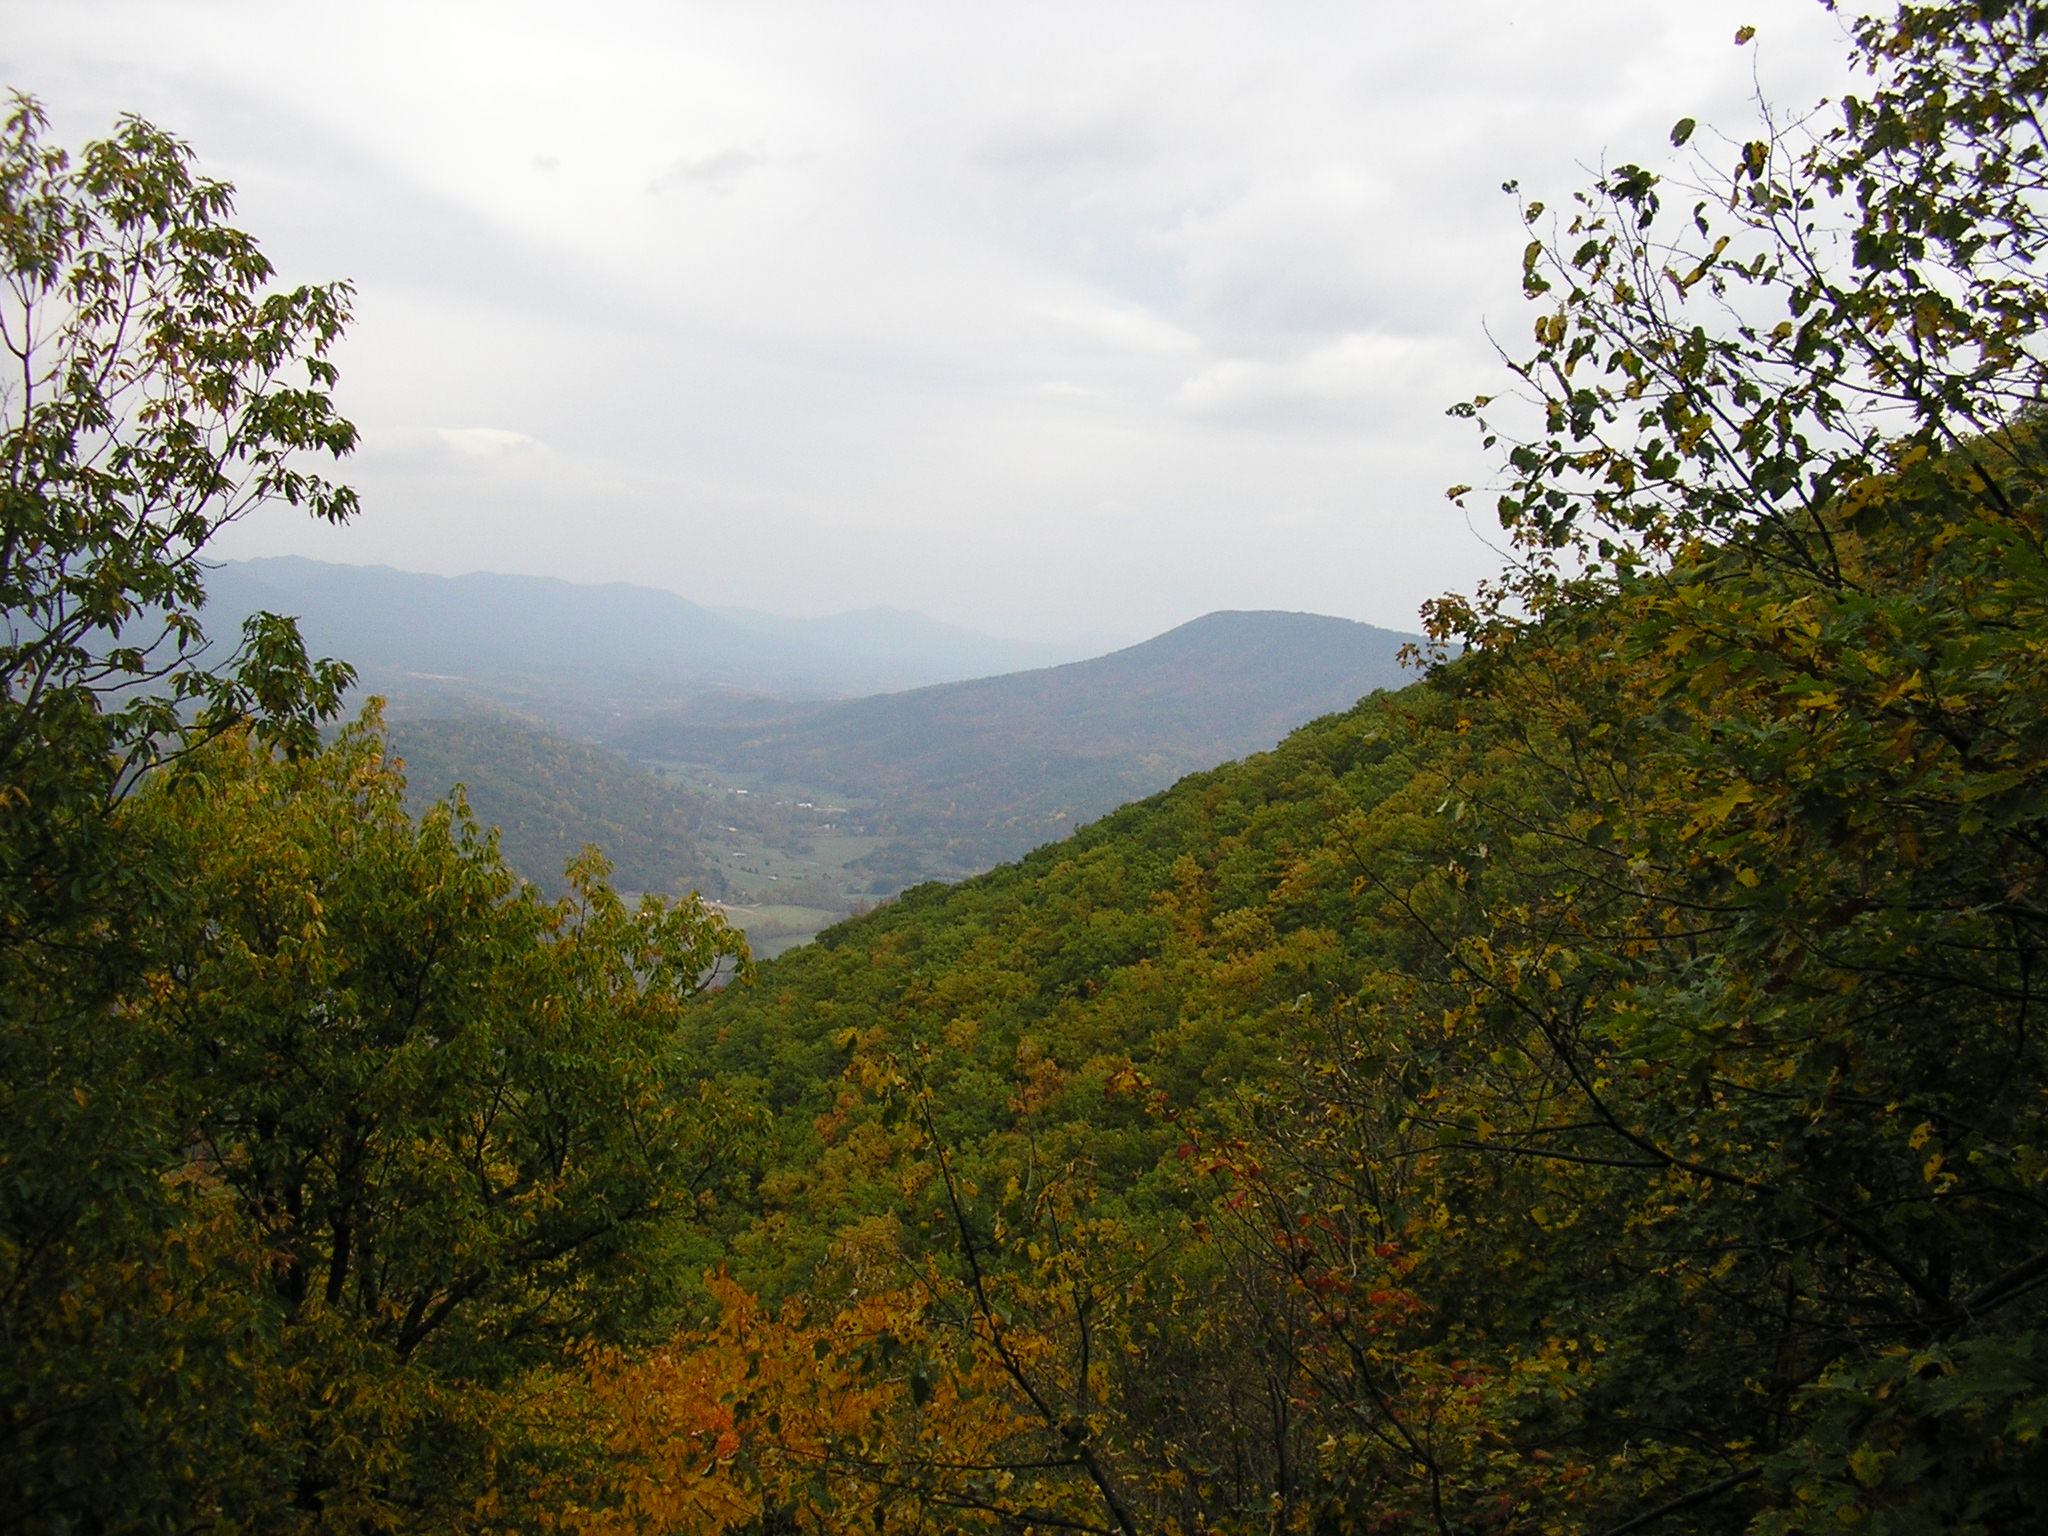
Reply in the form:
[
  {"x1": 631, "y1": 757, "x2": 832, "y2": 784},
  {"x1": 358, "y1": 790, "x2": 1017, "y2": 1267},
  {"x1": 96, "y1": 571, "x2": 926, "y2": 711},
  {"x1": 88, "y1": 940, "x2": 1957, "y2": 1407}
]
[{"x1": 5, "y1": 0, "x2": 1863, "y2": 645}]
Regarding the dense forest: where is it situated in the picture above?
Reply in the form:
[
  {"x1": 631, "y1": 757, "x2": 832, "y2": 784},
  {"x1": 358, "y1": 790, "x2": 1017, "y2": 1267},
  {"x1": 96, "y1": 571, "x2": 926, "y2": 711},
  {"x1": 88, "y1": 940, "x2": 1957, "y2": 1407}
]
[
  {"x1": 384, "y1": 715, "x2": 729, "y2": 901},
  {"x1": 7, "y1": 5, "x2": 2048, "y2": 1533}
]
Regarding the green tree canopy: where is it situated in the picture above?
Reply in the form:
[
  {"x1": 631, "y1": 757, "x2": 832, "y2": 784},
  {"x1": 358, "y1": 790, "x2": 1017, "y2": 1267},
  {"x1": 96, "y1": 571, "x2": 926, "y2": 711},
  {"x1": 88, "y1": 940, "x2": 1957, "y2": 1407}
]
[
  {"x1": 1, "y1": 94, "x2": 366, "y2": 1528},
  {"x1": 0, "y1": 101, "x2": 757, "y2": 1533}
]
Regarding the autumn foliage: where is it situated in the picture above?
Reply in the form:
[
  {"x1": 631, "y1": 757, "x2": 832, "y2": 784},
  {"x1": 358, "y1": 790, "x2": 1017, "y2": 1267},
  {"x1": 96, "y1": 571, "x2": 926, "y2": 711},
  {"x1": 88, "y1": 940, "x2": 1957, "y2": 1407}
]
[{"x1": 14, "y1": 6, "x2": 2048, "y2": 1534}]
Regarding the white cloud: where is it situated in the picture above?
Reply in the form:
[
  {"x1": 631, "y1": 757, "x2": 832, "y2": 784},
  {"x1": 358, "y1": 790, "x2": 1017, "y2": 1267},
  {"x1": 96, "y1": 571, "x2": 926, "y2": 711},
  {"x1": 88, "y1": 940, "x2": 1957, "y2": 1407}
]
[
  {"x1": 3, "y1": 0, "x2": 1869, "y2": 642},
  {"x1": 435, "y1": 427, "x2": 542, "y2": 459},
  {"x1": 1034, "y1": 299, "x2": 1200, "y2": 357},
  {"x1": 1177, "y1": 332, "x2": 1437, "y2": 429},
  {"x1": 647, "y1": 147, "x2": 765, "y2": 195}
]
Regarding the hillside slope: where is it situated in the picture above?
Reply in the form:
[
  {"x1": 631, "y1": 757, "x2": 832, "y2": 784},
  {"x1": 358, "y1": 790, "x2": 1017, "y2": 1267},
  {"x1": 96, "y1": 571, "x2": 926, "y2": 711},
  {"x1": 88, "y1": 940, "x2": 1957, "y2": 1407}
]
[
  {"x1": 385, "y1": 716, "x2": 727, "y2": 900},
  {"x1": 625, "y1": 609, "x2": 1418, "y2": 875},
  {"x1": 677, "y1": 490, "x2": 2048, "y2": 1529}
]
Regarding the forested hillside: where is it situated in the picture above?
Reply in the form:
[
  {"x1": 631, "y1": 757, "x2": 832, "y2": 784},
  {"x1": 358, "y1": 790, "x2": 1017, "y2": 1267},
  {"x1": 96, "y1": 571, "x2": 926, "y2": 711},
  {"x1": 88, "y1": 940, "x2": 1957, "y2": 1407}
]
[
  {"x1": 374, "y1": 610, "x2": 1417, "y2": 930},
  {"x1": 385, "y1": 716, "x2": 728, "y2": 899},
  {"x1": 675, "y1": 484, "x2": 2048, "y2": 1526},
  {"x1": 9, "y1": 7, "x2": 2048, "y2": 1535},
  {"x1": 629, "y1": 609, "x2": 1417, "y2": 880}
]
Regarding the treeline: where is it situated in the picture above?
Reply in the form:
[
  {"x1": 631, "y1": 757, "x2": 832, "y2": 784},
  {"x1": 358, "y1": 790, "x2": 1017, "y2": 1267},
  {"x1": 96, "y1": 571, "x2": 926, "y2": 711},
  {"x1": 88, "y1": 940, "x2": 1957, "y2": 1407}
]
[
  {"x1": 386, "y1": 715, "x2": 728, "y2": 900},
  {"x1": 10, "y1": 5, "x2": 2048, "y2": 1533}
]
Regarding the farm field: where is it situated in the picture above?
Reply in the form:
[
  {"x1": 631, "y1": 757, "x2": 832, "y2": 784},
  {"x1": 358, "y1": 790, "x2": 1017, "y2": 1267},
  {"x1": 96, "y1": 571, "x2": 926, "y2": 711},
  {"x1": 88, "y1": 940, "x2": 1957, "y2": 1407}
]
[{"x1": 647, "y1": 759, "x2": 892, "y2": 953}]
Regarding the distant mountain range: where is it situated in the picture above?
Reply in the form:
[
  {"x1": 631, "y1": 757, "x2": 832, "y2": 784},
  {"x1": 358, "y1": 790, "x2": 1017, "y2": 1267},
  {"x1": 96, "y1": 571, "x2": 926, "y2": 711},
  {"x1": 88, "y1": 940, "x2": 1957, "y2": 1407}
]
[
  {"x1": 204, "y1": 560, "x2": 1426, "y2": 926},
  {"x1": 201, "y1": 559, "x2": 1086, "y2": 725},
  {"x1": 624, "y1": 609, "x2": 1421, "y2": 877}
]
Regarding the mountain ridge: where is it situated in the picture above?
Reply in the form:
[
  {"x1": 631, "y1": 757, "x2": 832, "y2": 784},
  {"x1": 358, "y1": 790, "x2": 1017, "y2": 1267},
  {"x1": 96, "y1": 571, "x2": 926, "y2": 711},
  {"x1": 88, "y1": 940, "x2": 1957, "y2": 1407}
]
[
  {"x1": 624, "y1": 608, "x2": 1419, "y2": 880},
  {"x1": 208, "y1": 559, "x2": 1423, "y2": 916},
  {"x1": 627, "y1": 608, "x2": 1418, "y2": 775},
  {"x1": 200, "y1": 557, "x2": 1083, "y2": 708}
]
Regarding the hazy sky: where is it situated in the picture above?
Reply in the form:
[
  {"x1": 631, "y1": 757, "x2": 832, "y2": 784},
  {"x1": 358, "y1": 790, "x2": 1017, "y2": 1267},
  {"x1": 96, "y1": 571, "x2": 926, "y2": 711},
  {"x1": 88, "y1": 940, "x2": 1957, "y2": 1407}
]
[{"x1": 5, "y1": 0, "x2": 1863, "y2": 644}]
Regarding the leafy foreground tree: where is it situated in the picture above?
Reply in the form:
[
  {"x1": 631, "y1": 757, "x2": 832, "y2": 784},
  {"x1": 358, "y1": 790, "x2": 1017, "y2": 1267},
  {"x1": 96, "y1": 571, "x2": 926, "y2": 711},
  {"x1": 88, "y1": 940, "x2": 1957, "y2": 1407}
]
[
  {"x1": 546, "y1": 6, "x2": 2048, "y2": 1533},
  {"x1": 126, "y1": 717, "x2": 754, "y2": 1528},
  {"x1": 0, "y1": 98, "x2": 754, "y2": 1532},
  {"x1": 1230, "y1": 3, "x2": 2048, "y2": 1528},
  {"x1": 0, "y1": 90, "x2": 358, "y2": 1529},
  {"x1": 1420, "y1": 2, "x2": 2048, "y2": 1521}
]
